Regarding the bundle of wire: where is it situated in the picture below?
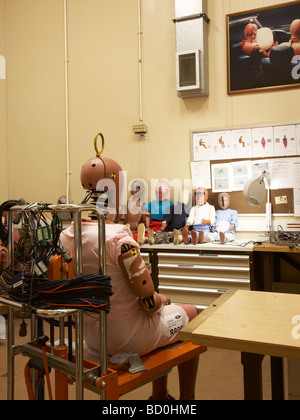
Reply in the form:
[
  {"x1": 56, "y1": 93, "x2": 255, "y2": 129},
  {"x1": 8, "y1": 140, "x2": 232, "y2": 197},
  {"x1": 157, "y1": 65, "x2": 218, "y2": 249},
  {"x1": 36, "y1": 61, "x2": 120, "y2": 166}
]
[
  {"x1": 0, "y1": 270, "x2": 112, "y2": 313},
  {"x1": 268, "y1": 226, "x2": 300, "y2": 248}
]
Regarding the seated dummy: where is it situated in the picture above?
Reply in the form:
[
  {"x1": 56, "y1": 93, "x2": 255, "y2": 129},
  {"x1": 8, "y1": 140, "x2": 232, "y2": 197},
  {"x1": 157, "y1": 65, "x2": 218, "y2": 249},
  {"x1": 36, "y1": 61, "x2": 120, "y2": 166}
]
[
  {"x1": 240, "y1": 23, "x2": 272, "y2": 58},
  {"x1": 205, "y1": 193, "x2": 238, "y2": 244},
  {"x1": 119, "y1": 179, "x2": 146, "y2": 236},
  {"x1": 61, "y1": 157, "x2": 199, "y2": 400},
  {"x1": 281, "y1": 19, "x2": 300, "y2": 56},
  {"x1": 148, "y1": 190, "x2": 191, "y2": 246},
  {"x1": 182, "y1": 187, "x2": 215, "y2": 245},
  {"x1": 138, "y1": 180, "x2": 173, "y2": 244}
]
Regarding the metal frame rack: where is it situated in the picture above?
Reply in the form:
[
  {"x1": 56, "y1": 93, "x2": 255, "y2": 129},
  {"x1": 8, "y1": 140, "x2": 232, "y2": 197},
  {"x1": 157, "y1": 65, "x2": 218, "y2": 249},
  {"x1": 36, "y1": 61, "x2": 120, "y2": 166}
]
[{"x1": 0, "y1": 204, "x2": 108, "y2": 400}]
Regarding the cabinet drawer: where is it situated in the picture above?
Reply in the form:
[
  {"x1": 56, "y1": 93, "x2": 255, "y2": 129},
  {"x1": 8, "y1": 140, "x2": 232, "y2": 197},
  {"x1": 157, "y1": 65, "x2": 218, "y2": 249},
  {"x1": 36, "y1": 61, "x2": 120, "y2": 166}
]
[
  {"x1": 157, "y1": 252, "x2": 250, "y2": 267},
  {"x1": 140, "y1": 252, "x2": 150, "y2": 264},
  {"x1": 159, "y1": 274, "x2": 250, "y2": 291},
  {"x1": 158, "y1": 285, "x2": 224, "y2": 306},
  {"x1": 158, "y1": 263, "x2": 250, "y2": 279}
]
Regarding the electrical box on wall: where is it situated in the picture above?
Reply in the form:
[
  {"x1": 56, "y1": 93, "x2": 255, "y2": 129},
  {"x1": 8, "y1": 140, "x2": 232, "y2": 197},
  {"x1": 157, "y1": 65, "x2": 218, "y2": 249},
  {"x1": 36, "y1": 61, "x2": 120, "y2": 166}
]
[{"x1": 174, "y1": 0, "x2": 209, "y2": 98}]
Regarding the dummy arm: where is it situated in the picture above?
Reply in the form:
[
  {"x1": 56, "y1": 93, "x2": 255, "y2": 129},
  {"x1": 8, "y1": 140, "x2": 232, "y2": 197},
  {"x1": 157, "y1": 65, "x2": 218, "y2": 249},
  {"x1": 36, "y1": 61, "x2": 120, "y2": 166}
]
[
  {"x1": 118, "y1": 244, "x2": 163, "y2": 315},
  {"x1": 145, "y1": 212, "x2": 151, "y2": 230}
]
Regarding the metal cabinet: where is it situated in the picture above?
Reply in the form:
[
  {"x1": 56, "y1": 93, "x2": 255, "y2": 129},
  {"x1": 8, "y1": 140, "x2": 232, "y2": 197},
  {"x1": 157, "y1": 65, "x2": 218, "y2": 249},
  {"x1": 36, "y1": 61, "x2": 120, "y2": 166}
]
[{"x1": 141, "y1": 245, "x2": 253, "y2": 311}]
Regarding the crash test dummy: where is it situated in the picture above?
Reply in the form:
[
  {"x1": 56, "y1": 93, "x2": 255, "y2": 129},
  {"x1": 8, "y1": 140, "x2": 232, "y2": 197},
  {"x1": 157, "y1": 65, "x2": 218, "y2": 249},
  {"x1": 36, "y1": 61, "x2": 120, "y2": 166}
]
[
  {"x1": 138, "y1": 180, "x2": 174, "y2": 244},
  {"x1": 182, "y1": 187, "x2": 215, "y2": 245},
  {"x1": 119, "y1": 179, "x2": 147, "y2": 236},
  {"x1": 204, "y1": 193, "x2": 238, "y2": 244},
  {"x1": 61, "y1": 156, "x2": 199, "y2": 400},
  {"x1": 240, "y1": 23, "x2": 271, "y2": 58},
  {"x1": 148, "y1": 189, "x2": 191, "y2": 246},
  {"x1": 281, "y1": 19, "x2": 300, "y2": 56}
]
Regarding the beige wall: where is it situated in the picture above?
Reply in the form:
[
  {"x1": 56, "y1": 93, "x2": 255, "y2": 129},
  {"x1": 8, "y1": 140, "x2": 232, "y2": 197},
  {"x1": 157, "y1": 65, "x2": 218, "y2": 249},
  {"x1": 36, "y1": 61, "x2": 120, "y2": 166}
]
[
  {"x1": 0, "y1": 0, "x2": 8, "y2": 203},
  {"x1": 2, "y1": 0, "x2": 300, "y2": 229}
]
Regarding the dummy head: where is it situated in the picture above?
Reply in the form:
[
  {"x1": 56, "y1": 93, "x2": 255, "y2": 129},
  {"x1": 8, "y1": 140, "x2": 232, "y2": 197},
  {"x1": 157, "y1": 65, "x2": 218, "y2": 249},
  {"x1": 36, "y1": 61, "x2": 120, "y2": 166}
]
[
  {"x1": 244, "y1": 23, "x2": 258, "y2": 39},
  {"x1": 290, "y1": 19, "x2": 300, "y2": 39},
  {"x1": 218, "y1": 193, "x2": 230, "y2": 210},
  {"x1": 81, "y1": 156, "x2": 123, "y2": 214},
  {"x1": 129, "y1": 179, "x2": 142, "y2": 196},
  {"x1": 155, "y1": 180, "x2": 170, "y2": 202},
  {"x1": 195, "y1": 187, "x2": 208, "y2": 206}
]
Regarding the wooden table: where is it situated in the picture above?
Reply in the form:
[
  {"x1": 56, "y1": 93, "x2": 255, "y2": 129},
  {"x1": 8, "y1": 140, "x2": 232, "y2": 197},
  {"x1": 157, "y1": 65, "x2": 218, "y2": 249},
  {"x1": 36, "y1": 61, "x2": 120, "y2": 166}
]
[{"x1": 180, "y1": 290, "x2": 300, "y2": 400}]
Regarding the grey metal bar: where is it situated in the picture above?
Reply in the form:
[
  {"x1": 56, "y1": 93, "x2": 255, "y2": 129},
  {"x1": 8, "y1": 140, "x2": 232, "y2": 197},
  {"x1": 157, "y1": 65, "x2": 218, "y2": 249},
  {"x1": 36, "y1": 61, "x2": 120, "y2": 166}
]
[
  {"x1": 8, "y1": 210, "x2": 14, "y2": 271},
  {"x1": 7, "y1": 307, "x2": 15, "y2": 400},
  {"x1": 74, "y1": 210, "x2": 83, "y2": 277},
  {"x1": 172, "y1": 12, "x2": 210, "y2": 24},
  {"x1": 75, "y1": 309, "x2": 84, "y2": 400}
]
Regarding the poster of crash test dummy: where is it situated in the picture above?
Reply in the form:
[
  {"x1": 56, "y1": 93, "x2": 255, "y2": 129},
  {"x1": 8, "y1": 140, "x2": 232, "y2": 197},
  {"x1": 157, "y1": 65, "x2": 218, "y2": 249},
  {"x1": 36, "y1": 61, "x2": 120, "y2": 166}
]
[
  {"x1": 252, "y1": 126, "x2": 274, "y2": 158},
  {"x1": 231, "y1": 128, "x2": 252, "y2": 159},
  {"x1": 227, "y1": 1, "x2": 300, "y2": 94},
  {"x1": 273, "y1": 125, "x2": 297, "y2": 156},
  {"x1": 192, "y1": 131, "x2": 213, "y2": 161}
]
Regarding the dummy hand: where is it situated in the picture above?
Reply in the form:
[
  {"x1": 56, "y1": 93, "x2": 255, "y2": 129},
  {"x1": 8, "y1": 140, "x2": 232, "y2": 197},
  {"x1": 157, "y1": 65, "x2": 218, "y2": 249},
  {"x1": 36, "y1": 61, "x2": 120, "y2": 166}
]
[
  {"x1": 229, "y1": 224, "x2": 235, "y2": 231},
  {"x1": 139, "y1": 292, "x2": 164, "y2": 315},
  {"x1": 159, "y1": 293, "x2": 171, "y2": 306},
  {"x1": 201, "y1": 219, "x2": 211, "y2": 225}
]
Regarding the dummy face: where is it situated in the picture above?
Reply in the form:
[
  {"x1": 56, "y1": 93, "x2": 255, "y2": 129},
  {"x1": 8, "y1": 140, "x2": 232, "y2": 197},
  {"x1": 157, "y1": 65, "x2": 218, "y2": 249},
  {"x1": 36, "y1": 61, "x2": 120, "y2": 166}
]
[
  {"x1": 244, "y1": 23, "x2": 258, "y2": 39},
  {"x1": 291, "y1": 19, "x2": 300, "y2": 39},
  {"x1": 155, "y1": 180, "x2": 170, "y2": 202},
  {"x1": 130, "y1": 180, "x2": 141, "y2": 196},
  {"x1": 195, "y1": 188, "x2": 208, "y2": 206},
  {"x1": 218, "y1": 193, "x2": 230, "y2": 210}
]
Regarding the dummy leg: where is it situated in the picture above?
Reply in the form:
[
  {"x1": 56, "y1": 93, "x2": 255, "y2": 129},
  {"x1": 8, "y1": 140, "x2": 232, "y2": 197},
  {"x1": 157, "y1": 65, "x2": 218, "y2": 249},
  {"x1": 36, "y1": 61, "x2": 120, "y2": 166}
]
[
  {"x1": 178, "y1": 356, "x2": 199, "y2": 400},
  {"x1": 182, "y1": 228, "x2": 190, "y2": 244},
  {"x1": 220, "y1": 232, "x2": 227, "y2": 244},
  {"x1": 191, "y1": 230, "x2": 199, "y2": 245},
  {"x1": 198, "y1": 231, "x2": 204, "y2": 244},
  {"x1": 173, "y1": 229, "x2": 182, "y2": 245},
  {"x1": 137, "y1": 223, "x2": 145, "y2": 244},
  {"x1": 148, "y1": 229, "x2": 155, "y2": 245},
  {"x1": 151, "y1": 375, "x2": 170, "y2": 400}
]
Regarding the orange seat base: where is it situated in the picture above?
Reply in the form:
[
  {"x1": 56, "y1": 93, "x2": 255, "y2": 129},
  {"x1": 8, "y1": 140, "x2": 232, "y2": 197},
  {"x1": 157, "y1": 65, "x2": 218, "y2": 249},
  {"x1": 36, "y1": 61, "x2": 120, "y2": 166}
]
[{"x1": 84, "y1": 341, "x2": 207, "y2": 399}]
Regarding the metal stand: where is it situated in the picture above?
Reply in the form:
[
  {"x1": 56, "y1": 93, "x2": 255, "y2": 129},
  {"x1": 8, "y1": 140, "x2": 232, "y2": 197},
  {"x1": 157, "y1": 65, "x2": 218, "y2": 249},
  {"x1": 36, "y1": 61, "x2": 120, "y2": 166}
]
[{"x1": 1, "y1": 203, "x2": 108, "y2": 400}]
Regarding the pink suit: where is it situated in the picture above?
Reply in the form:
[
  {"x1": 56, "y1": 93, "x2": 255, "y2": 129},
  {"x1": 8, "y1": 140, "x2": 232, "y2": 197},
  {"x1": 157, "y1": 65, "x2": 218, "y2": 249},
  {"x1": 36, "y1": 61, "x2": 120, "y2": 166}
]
[{"x1": 61, "y1": 221, "x2": 188, "y2": 356}]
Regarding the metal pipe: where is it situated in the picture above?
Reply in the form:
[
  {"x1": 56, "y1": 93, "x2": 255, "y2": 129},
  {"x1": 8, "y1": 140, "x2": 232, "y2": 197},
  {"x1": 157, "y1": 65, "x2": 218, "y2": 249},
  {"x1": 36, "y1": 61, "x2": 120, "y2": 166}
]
[
  {"x1": 74, "y1": 210, "x2": 83, "y2": 276},
  {"x1": 8, "y1": 210, "x2": 14, "y2": 271},
  {"x1": 75, "y1": 309, "x2": 84, "y2": 400},
  {"x1": 172, "y1": 12, "x2": 210, "y2": 23},
  {"x1": 7, "y1": 307, "x2": 15, "y2": 400}
]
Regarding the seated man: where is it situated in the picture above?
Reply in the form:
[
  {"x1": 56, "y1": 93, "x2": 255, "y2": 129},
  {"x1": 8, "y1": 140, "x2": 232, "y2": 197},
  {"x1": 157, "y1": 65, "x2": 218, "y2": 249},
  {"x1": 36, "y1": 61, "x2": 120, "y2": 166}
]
[
  {"x1": 182, "y1": 187, "x2": 215, "y2": 245},
  {"x1": 205, "y1": 193, "x2": 238, "y2": 244}
]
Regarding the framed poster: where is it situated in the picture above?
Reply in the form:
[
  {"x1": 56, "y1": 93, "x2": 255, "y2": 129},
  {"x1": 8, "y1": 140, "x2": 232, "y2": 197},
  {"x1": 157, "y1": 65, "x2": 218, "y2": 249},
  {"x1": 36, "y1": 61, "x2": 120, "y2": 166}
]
[{"x1": 227, "y1": 1, "x2": 300, "y2": 94}]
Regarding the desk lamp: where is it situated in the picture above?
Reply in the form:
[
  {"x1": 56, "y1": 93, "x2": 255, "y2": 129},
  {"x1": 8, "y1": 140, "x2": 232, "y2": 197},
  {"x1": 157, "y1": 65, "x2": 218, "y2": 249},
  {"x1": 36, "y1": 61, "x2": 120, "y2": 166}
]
[{"x1": 243, "y1": 171, "x2": 272, "y2": 232}]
